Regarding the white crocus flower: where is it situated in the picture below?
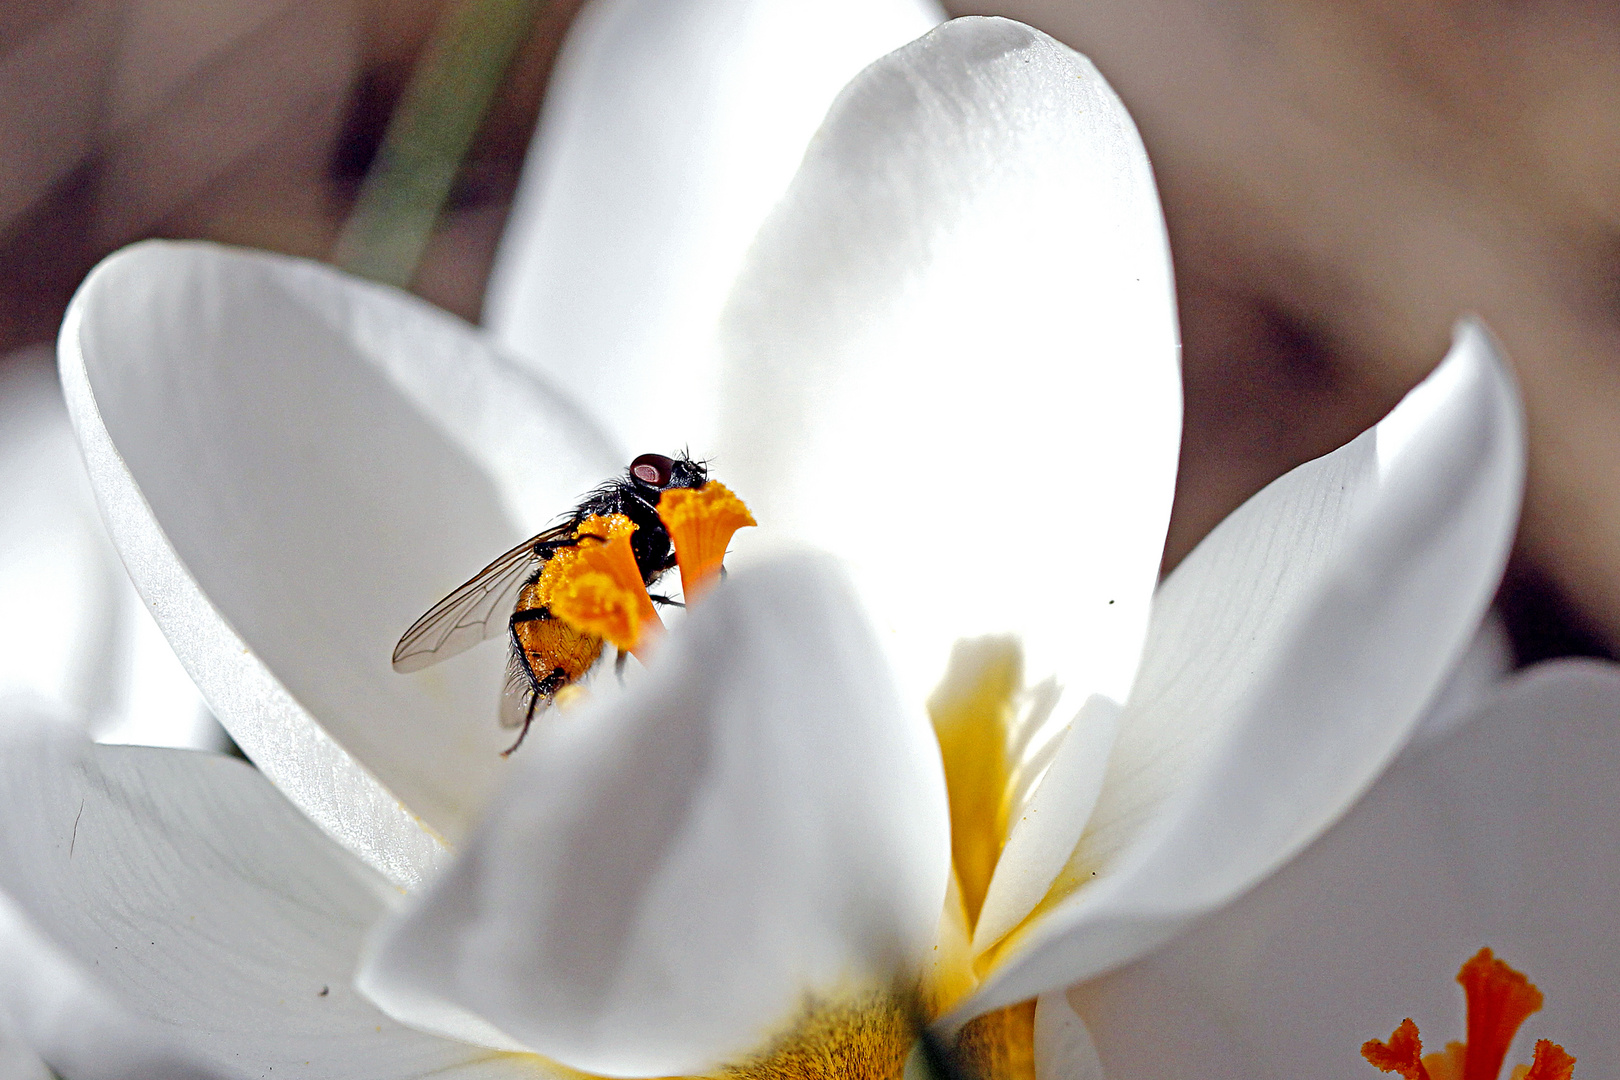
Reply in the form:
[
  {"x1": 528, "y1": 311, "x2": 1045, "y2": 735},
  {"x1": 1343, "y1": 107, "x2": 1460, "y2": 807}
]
[{"x1": 0, "y1": 12, "x2": 1596, "y2": 1080}]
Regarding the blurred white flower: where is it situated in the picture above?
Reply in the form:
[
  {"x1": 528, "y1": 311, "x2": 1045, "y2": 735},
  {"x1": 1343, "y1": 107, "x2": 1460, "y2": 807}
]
[
  {"x1": 0, "y1": 344, "x2": 218, "y2": 749},
  {"x1": 0, "y1": 7, "x2": 1610, "y2": 1080},
  {"x1": 0, "y1": 1027, "x2": 50, "y2": 1080}
]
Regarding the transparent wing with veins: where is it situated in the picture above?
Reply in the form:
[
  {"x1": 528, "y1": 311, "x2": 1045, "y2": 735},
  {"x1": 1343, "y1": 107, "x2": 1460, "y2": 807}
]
[{"x1": 391, "y1": 524, "x2": 573, "y2": 673}]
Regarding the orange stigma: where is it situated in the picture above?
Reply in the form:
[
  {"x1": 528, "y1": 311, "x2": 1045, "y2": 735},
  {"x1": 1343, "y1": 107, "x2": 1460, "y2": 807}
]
[
  {"x1": 1362, "y1": 949, "x2": 1574, "y2": 1080},
  {"x1": 545, "y1": 514, "x2": 664, "y2": 657},
  {"x1": 1459, "y1": 948, "x2": 1545, "y2": 1080},
  {"x1": 657, "y1": 480, "x2": 756, "y2": 602}
]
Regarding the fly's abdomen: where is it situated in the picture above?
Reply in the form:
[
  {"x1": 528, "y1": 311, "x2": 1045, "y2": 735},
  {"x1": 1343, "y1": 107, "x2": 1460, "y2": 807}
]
[{"x1": 511, "y1": 580, "x2": 603, "y2": 697}]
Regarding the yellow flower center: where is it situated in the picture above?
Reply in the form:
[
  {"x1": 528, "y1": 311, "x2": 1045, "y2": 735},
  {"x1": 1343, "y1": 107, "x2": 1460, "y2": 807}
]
[
  {"x1": 929, "y1": 640, "x2": 1021, "y2": 933},
  {"x1": 924, "y1": 637, "x2": 1054, "y2": 1077},
  {"x1": 714, "y1": 990, "x2": 922, "y2": 1080},
  {"x1": 949, "y1": 1002, "x2": 1037, "y2": 1080},
  {"x1": 691, "y1": 991, "x2": 1035, "y2": 1080}
]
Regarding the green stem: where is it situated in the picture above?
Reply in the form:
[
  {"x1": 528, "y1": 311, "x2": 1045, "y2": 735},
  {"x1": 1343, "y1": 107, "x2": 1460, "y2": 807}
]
[{"x1": 335, "y1": 0, "x2": 543, "y2": 287}]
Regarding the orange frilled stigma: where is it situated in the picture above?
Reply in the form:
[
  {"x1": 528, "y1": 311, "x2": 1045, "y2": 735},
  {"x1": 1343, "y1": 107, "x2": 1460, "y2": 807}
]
[
  {"x1": 543, "y1": 514, "x2": 664, "y2": 657},
  {"x1": 656, "y1": 480, "x2": 757, "y2": 602},
  {"x1": 1362, "y1": 949, "x2": 1575, "y2": 1080}
]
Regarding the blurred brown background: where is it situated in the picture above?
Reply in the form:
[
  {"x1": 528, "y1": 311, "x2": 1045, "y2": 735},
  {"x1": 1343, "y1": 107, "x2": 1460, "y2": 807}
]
[
  {"x1": 3, "y1": 0, "x2": 1617, "y2": 663},
  {"x1": 0, "y1": 0, "x2": 586, "y2": 341}
]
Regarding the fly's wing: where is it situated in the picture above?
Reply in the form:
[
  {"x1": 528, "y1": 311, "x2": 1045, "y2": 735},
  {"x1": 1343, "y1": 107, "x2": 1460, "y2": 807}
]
[
  {"x1": 499, "y1": 647, "x2": 542, "y2": 730},
  {"x1": 391, "y1": 525, "x2": 570, "y2": 673}
]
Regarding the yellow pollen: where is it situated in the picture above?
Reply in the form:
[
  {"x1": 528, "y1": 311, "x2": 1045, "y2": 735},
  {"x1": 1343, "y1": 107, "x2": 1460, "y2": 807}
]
[
  {"x1": 551, "y1": 683, "x2": 591, "y2": 712},
  {"x1": 657, "y1": 481, "x2": 757, "y2": 602},
  {"x1": 950, "y1": 1002, "x2": 1037, "y2": 1080},
  {"x1": 700, "y1": 989, "x2": 1037, "y2": 1080},
  {"x1": 545, "y1": 514, "x2": 664, "y2": 656},
  {"x1": 713, "y1": 990, "x2": 921, "y2": 1080}
]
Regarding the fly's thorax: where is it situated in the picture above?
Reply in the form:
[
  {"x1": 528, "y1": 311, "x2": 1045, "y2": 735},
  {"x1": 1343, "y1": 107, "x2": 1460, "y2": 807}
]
[{"x1": 622, "y1": 497, "x2": 675, "y2": 586}]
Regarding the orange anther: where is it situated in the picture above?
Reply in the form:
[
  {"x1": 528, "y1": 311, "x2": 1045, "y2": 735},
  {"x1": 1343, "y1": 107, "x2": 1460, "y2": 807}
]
[
  {"x1": 1520, "y1": 1040, "x2": 1576, "y2": 1080},
  {"x1": 1364, "y1": 1019, "x2": 1433, "y2": 1080},
  {"x1": 657, "y1": 481, "x2": 756, "y2": 602},
  {"x1": 545, "y1": 514, "x2": 664, "y2": 656}
]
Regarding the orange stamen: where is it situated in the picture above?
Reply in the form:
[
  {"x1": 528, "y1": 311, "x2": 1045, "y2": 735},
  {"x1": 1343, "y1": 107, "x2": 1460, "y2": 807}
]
[
  {"x1": 544, "y1": 514, "x2": 664, "y2": 657},
  {"x1": 657, "y1": 480, "x2": 756, "y2": 602},
  {"x1": 1365, "y1": 1019, "x2": 1433, "y2": 1080},
  {"x1": 1519, "y1": 1041, "x2": 1576, "y2": 1080},
  {"x1": 1362, "y1": 951, "x2": 1574, "y2": 1080},
  {"x1": 1459, "y1": 949, "x2": 1545, "y2": 1080}
]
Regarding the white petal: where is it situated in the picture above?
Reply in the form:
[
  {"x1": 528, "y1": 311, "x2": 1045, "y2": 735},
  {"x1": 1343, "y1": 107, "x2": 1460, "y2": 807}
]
[
  {"x1": 1406, "y1": 608, "x2": 1512, "y2": 752},
  {"x1": 963, "y1": 318, "x2": 1524, "y2": 1014},
  {"x1": 59, "y1": 240, "x2": 621, "y2": 885},
  {"x1": 0, "y1": 1027, "x2": 51, "y2": 1080},
  {"x1": 95, "y1": 599, "x2": 228, "y2": 752},
  {"x1": 360, "y1": 556, "x2": 951, "y2": 1077},
  {"x1": 1070, "y1": 659, "x2": 1620, "y2": 1077},
  {"x1": 484, "y1": 0, "x2": 944, "y2": 455},
  {"x1": 1033, "y1": 990, "x2": 1106, "y2": 1080},
  {"x1": 974, "y1": 696, "x2": 1120, "y2": 954},
  {"x1": 717, "y1": 18, "x2": 1182, "y2": 749},
  {"x1": 0, "y1": 710, "x2": 555, "y2": 1079},
  {"x1": 0, "y1": 345, "x2": 217, "y2": 750}
]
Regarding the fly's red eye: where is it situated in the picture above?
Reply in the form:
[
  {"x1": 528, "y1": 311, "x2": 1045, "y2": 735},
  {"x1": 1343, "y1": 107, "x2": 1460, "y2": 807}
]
[{"x1": 629, "y1": 453, "x2": 677, "y2": 488}]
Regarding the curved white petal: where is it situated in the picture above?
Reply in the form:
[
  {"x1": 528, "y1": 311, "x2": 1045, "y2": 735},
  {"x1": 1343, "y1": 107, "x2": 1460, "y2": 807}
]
[
  {"x1": 1070, "y1": 659, "x2": 1620, "y2": 1077},
  {"x1": 717, "y1": 18, "x2": 1182, "y2": 746},
  {"x1": 59, "y1": 240, "x2": 622, "y2": 885},
  {"x1": 484, "y1": 0, "x2": 944, "y2": 455},
  {"x1": 0, "y1": 710, "x2": 557, "y2": 1079},
  {"x1": 964, "y1": 318, "x2": 1524, "y2": 1014},
  {"x1": 360, "y1": 556, "x2": 951, "y2": 1077}
]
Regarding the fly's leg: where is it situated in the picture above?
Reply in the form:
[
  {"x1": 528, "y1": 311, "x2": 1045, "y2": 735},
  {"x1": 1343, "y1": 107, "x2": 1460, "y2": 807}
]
[
  {"x1": 502, "y1": 664, "x2": 569, "y2": 756},
  {"x1": 501, "y1": 693, "x2": 539, "y2": 757},
  {"x1": 501, "y1": 619, "x2": 543, "y2": 757},
  {"x1": 533, "y1": 536, "x2": 579, "y2": 556}
]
